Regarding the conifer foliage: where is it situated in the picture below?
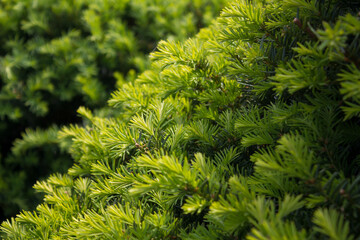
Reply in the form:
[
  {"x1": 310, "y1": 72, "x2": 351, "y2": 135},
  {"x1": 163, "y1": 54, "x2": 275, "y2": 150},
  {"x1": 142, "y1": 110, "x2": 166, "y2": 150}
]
[
  {"x1": 2, "y1": 0, "x2": 360, "y2": 239},
  {"x1": 0, "y1": 0, "x2": 227, "y2": 220}
]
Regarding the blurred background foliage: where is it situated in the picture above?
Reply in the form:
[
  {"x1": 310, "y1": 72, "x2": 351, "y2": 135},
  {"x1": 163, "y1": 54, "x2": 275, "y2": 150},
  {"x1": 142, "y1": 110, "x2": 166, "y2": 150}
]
[{"x1": 0, "y1": 0, "x2": 228, "y2": 220}]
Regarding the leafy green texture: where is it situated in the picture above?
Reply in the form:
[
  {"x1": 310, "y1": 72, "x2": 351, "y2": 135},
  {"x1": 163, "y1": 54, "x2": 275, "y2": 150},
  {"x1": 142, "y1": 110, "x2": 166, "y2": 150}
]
[
  {"x1": 0, "y1": 0, "x2": 227, "y2": 220},
  {"x1": 2, "y1": 0, "x2": 360, "y2": 239}
]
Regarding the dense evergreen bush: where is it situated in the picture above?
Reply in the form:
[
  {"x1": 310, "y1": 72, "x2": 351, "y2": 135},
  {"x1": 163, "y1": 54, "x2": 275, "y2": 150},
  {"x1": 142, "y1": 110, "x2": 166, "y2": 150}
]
[
  {"x1": 2, "y1": 0, "x2": 360, "y2": 239},
  {"x1": 0, "y1": 0, "x2": 227, "y2": 220}
]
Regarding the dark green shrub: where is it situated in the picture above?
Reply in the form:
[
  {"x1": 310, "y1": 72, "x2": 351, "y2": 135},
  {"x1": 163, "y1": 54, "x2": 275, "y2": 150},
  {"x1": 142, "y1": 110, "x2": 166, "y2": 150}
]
[
  {"x1": 2, "y1": 0, "x2": 360, "y2": 239},
  {"x1": 0, "y1": 0, "x2": 227, "y2": 220}
]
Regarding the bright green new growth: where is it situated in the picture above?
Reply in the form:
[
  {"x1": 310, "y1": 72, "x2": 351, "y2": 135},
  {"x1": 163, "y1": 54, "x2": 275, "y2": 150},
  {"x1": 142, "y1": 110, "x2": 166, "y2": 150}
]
[
  {"x1": 0, "y1": 0, "x2": 227, "y2": 219},
  {"x1": 2, "y1": 0, "x2": 360, "y2": 239}
]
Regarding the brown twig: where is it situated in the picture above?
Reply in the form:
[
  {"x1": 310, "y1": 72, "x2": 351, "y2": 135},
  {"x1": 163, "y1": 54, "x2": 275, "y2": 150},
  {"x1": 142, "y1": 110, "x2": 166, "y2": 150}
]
[{"x1": 293, "y1": 18, "x2": 318, "y2": 40}]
